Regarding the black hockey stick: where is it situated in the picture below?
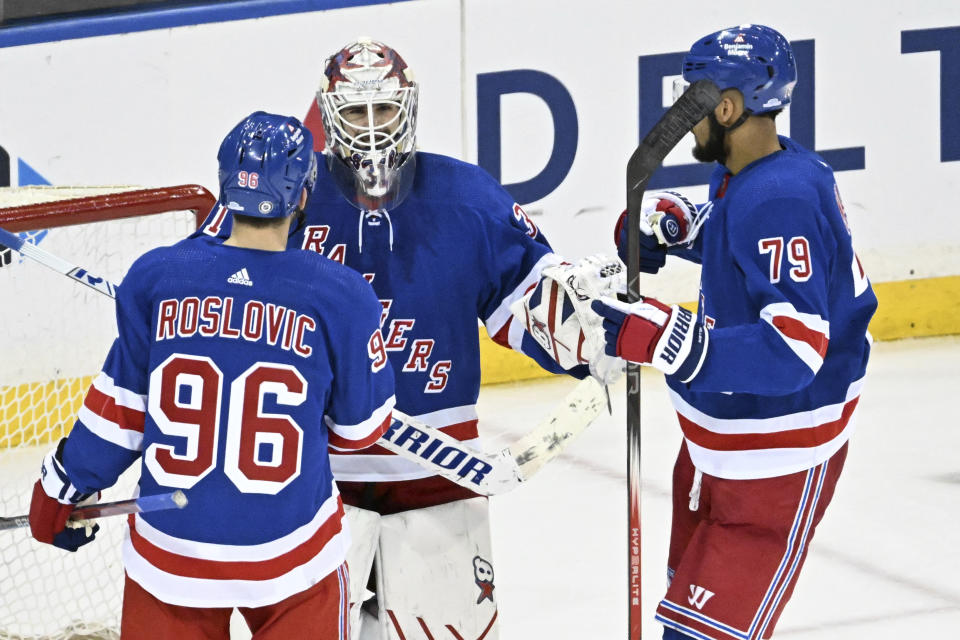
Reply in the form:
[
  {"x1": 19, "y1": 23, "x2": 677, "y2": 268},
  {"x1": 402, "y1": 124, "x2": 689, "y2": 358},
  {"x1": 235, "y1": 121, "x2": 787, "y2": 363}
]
[{"x1": 625, "y1": 79, "x2": 720, "y2": 639}]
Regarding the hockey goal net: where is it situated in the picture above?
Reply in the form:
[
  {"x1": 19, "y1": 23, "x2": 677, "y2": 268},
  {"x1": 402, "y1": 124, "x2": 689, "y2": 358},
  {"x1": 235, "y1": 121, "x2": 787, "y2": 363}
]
[{"x1": 0, "y1": 185, "x2": 215, "y2": 640}]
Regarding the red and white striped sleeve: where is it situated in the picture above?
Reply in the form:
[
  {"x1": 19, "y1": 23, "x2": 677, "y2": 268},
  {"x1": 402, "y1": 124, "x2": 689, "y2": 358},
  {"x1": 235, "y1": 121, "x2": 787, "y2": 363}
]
[
  {"x1": 325, "y1": 394, "x2": 395, "y2": 452},
  {"x1": 76, "y1": 371, "x2": 147, "y2": 452},
  {"x1": 759, "y1": 302, "x2": 830, "y2": 374}
]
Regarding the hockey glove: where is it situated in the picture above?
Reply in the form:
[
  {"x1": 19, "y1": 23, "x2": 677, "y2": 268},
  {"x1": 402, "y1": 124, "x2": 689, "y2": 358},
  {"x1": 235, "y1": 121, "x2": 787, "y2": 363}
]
[
  {"x1": 614, "y1": 209, "x2": 666, "y2": 274},
  {"x1": 511, "y1": 255, "x2": 626, "y2": 384},
  {"x1": 29, "y1": 439, "x2": 99, "y2": 552},
  {"x1": 590, "y1": 296, "x2": 708, "y2": 384},
  {"x1": 614, "y1": 191, "x2": 702, "y2": 274}
]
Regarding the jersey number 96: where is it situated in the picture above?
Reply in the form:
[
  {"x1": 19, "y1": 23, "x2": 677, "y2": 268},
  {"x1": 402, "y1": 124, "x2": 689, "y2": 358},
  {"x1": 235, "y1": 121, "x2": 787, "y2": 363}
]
[{"x1": 144, "y1": 354, "x2": 306, "y2": 495}]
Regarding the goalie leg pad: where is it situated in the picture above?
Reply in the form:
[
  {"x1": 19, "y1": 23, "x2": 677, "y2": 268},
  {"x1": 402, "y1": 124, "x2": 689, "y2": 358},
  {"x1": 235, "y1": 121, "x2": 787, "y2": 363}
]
[
  {"x1": 374, "y1": 498, "x2": 499, "y2": 640},
  {"x1": 344, "y1": 505, "x2": 382, "y2": 640}
]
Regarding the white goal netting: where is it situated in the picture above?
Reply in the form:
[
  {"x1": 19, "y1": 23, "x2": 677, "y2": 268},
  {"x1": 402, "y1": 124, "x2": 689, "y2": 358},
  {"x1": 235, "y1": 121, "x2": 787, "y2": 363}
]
[{"x1": 0, "y1": 185, "x2": 214, "y2": 640}]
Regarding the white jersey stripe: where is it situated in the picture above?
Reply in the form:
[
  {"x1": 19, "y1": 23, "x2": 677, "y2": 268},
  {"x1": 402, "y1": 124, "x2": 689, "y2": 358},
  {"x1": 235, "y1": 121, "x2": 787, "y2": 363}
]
[
  {"x1": 77, "y1": 405, "x2": 143, "y2": 451},
  {"x1": 92, "y1": 371, "x2": 147, "y2": 411},
  {"x1": 668, "y1": 378, "x2": 863, "y2": 436},
  {"x1": 483, "y1": 252, "x2": 563, "y2": 339},
  {"x1": 682, "y1": 426, "x2": 851, "y2": 480},
  {"x1": 760, "y1": 302, "x2": 829, "y2": 336},
  {"x1": 325, "y1": 394, "x2": 396, "y2": 441},
  {"x1": 122, "y1": 525, "x2": 349, "y2": 609},
  {"x1": 760, "y1": 302, "x2": 829, "y2": 373},
  {"x1": 132, "y1": 487, "x2": 341, "y2": 562}
]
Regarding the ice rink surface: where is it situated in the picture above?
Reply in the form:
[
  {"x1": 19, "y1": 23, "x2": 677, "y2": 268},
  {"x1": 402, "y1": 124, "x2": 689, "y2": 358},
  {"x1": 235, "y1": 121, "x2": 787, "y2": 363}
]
[{"x1": 478, "y1": 335, "x2": 960, "y2": 639}]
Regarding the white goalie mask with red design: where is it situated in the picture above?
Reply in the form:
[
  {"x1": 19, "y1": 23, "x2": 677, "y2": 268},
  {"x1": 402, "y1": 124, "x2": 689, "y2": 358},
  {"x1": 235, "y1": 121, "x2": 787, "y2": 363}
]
[{"x1": 317, "y1": 38, "x2": 419, "y2": 211}]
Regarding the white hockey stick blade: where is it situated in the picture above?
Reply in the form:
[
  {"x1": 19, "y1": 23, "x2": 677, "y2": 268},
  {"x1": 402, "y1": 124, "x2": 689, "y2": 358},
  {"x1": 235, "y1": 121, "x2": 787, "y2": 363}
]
[
  {"x1": 0, "y1": 225, "x2": 118, "y2": 298},
  {"x1": 377, "y1": 377, "x2": 608, "y2": 496},
  {"x1": 0, "y1": 490, "x2": 188, "y2": 531},
  {"x1": 378, "y1": 412, "x2": 521, "y2": 496},
  {"x1": 508, "y1": 377, "x2": 608, "y2": 480}
]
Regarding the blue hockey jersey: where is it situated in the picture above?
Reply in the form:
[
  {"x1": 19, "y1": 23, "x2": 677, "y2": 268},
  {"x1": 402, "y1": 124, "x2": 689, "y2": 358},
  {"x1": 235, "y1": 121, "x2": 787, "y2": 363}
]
[
  {"x1": 666, "y1": 136, "x2": 877, "y2": 479},
  {"x1": 197, "y1": 152, "x2": 576, "y2": 489},
  {"x1": 58, "y1": 237, "x2": 395, "y2": 607}
]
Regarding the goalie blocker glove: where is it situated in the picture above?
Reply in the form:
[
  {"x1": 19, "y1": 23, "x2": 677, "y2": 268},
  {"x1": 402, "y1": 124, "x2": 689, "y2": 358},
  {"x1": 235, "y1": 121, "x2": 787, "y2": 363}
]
[
  {"x1": 591, "y1": 296, "x2": 708, "y2": 383},
  {"x1": 29, "y1": 439, "x2": 99, "y2": 552}
]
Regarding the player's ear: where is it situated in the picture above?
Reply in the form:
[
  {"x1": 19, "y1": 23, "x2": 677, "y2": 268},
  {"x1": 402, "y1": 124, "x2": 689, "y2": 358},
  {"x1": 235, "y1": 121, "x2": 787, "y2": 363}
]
[
  {"x1": 714, "y1": 91, "x2": 743, "y2": 128},
  {"x1": 299, "y1": 187, "x2": 309, "y2": 209}
]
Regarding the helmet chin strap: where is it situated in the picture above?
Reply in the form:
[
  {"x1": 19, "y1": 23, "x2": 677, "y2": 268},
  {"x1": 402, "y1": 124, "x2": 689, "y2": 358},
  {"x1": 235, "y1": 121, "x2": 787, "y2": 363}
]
[{"x1": 721, "y1": 108, "x2": 751, "y2": 133}]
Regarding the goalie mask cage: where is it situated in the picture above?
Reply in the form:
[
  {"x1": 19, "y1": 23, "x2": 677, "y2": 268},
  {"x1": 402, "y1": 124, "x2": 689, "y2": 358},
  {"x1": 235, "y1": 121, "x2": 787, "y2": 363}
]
[{"x1": 0, "y1": 185, "x2": 215, "y2": 640}]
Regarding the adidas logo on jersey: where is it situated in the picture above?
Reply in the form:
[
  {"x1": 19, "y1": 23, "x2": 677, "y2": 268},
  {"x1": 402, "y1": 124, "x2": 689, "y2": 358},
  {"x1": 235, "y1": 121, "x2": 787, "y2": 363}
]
[{"x1": 227, "y1": 268, "x2": 253, "y2": 286}]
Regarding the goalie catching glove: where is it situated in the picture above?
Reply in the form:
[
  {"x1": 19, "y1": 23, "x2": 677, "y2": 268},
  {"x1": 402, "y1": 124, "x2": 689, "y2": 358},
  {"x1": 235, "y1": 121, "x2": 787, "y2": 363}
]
[
  {"x1": 511, "y1": 255, "x2": 626, "y2": 384},
  {"x1": 29, "y1": 439, "x2": 100, "y2": 552},
  {"x1": 590, "y1": 296, "x2": 708, "y2": 383}
]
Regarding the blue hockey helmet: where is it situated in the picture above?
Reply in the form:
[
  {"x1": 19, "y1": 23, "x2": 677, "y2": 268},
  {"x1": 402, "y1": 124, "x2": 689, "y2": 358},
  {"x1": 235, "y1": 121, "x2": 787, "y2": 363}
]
[
  {"x1": 678, "y1": 24, "x2": 797, "y2": 114},
  {"x1": 218, "y1": 112, "x2": 318, "y2": 218}
]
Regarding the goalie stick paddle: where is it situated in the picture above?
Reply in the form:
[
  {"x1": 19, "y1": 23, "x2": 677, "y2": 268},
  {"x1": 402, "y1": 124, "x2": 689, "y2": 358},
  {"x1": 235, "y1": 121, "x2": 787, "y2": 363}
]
[
  {"x1": 625, "y1": 79, "x2": 720, "y2": 639},
  {"x1": 380, "y1": 376, "x2": 608, "y2": 496},
  {"x1": 2, "y1": 227, "x2": 610, "y2": 496},
  {"x1": 0, "y1": 490, "x2": 188, "y2": 531}
]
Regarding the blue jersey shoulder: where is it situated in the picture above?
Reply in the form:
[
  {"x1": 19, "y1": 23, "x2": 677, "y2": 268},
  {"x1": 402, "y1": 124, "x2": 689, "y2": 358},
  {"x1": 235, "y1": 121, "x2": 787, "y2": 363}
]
[
  {"x1": 122, "y1": 236, "x2": 373, "y2": 305},
  {"x1": 412, "y1": 152, "x2": 507, "y2": 205},
  {"x1": 728, "y1": 137, "x2": 831, "y2": 206}
]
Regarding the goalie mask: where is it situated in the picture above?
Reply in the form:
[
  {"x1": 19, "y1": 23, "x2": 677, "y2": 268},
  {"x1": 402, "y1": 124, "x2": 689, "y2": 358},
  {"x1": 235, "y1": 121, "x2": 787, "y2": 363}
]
[{"x1": 317, "y1": 38, "x2": 419, "y2": 212}]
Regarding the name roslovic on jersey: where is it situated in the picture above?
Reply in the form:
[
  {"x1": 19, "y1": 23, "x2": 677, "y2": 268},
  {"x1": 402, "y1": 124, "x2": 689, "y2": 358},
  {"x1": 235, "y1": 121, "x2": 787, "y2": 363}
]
[{"x1": 58, "y1": 238, "x2": 395, "y2": 607}]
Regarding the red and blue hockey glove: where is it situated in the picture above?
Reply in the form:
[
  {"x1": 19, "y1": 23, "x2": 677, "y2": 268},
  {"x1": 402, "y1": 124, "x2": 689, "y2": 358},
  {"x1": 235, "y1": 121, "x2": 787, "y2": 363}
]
[
  {"x1": 29, "y1": 440, "x2": 99, "y2": 552},
  {"x1": 590, "y1": 296, "x2": 708, "y2": 383},
  {"x1": 614, "y1": 209, "x2": 666, "y2": 274},
  {"x1": 614, "y1": 191, "x2": 702, "y2": 274}
]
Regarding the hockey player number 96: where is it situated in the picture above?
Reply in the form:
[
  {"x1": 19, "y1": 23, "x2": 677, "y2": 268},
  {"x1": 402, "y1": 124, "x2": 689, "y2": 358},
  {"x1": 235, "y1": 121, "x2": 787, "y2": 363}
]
[{"x1": 145, "y1": 354, "x2": 306, "y2": 495}]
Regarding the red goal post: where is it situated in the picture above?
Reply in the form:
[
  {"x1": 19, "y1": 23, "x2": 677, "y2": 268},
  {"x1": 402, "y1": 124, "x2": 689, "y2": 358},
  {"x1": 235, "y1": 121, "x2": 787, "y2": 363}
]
[{"x1": 0, "y1": 184, "x2": 214, "y2": 232}]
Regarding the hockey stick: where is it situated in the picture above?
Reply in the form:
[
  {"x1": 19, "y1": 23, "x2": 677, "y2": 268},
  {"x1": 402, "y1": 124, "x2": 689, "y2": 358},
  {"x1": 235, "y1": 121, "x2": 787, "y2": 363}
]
[
  {"x1": 625, "y1": 79, "x2": 720, "y2": 639},
  {"x1": 0, "y1": 490, "x2": 188, "y2": 531},
  {"x1": 0, "y1": 226, "x2": 118, "y2": 298},
  {"x1": 381, "y1": 376, "x2": 608, "y2": 496},
  {"x1": 2, "y1": 230, "x2": 608, "y2": 496}
]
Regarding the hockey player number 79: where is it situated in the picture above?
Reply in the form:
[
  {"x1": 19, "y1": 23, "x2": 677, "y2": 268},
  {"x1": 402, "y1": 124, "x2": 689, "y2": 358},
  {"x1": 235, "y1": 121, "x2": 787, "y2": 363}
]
[
  {"x1": 145, "y1": 354, "x2": 306, "y2": 496},
  {"x1": 757, "y1": 236, "x2": 812, "y2": 283}
]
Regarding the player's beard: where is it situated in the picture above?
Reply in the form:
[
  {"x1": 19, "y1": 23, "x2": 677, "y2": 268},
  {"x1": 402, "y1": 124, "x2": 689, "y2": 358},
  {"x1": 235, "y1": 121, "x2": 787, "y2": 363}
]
[{"x1": 692, "y1": 113, "x2": 727, "y2": 165}]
